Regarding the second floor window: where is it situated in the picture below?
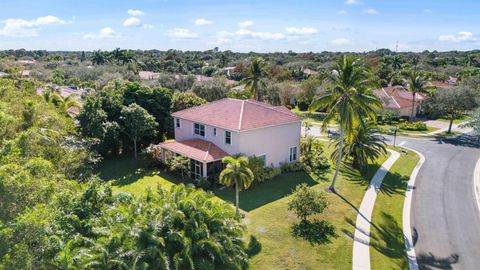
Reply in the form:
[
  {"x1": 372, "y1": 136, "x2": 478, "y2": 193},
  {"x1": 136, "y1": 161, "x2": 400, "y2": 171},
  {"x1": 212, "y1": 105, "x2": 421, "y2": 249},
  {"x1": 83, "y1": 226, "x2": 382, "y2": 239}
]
[
  {"x1": 225, "y1": 131, "x2": 232, "y2": 145},
  {"x1": 176, "y1": 118, "x2": 180, "y2": 128},
  {"x1": 194, "y1": 123, "x2": 205, "y2": 137}
]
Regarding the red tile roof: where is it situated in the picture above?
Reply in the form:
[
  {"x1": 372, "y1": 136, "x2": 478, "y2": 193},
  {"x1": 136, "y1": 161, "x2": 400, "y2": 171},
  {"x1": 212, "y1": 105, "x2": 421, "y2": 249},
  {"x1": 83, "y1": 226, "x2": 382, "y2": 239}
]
[
  {"x1": 158, "y1": 139, "x2": 228, "y2": 162},
  {"x1": 304, "y1": 69, "x2": 319, "y2": 75},
  {"x1": 373, "y1": 86, "x2": 427, "y2": 109},
  {"x1": 172, "y1": 98, "x2": 300, "y2": 131}
]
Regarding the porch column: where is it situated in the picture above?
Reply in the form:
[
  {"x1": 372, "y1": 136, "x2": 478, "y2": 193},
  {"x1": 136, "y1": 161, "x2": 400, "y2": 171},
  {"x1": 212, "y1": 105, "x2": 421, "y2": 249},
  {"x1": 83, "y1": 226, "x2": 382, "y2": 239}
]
[{"x1": 202, "y1": 162, "x2": 208, "y2": 178}]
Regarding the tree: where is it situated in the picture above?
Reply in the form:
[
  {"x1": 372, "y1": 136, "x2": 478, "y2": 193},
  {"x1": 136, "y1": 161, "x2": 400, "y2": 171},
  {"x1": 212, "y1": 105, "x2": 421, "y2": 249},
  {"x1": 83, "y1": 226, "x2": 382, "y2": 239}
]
[
  {"x1": 403, "y1": 70, "x2": 428, "y2": 121},
  {"x1": 91, "y1": 50, "x2": 108, "y2": 65},
  {"x1": 77, "y1": 97, "x2": 108, "y2": 139},
  {"x1": 332, "y1": 124, "x2": 387, "y2": 169},
  {"x1": 309, "y1": 55, "x2": 381, "y2": 192},
  {"x1": 424, "y1": 87, "x2": 478, "y2": 133},
  {"x1": 466, "y1": 107, "x2": 480, "y2": 137},
  {"x1": 219, "y1": 155, "x2": 254, "y2": 216},
  {"x1": 191, "y1": 78, "x2": 228, "y2": 102},
  {"x1": 391, "y1": 55, "x2": 403, "y2": 71},
  {"x1": 288, "y1": 184, "x2": 328, "y2": 221},
  {"x1": 242, "y1": 57, "x2": 267, "y2": 100},
  {"x1": 120, "y1": 103, "x2": 158, "y2": 159},
  {"x1": 165, "y1": 155, "x2": 190, "y2": 179},
  {"x1": 171, "y1": 92, "x2": 207, "y2": 112}
]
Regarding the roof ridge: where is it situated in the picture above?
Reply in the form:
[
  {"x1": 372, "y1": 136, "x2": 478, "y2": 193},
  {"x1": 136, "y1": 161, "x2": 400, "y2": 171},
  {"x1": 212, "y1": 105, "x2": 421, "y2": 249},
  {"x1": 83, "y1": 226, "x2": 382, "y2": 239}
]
[
  {"x1": 382, "y1": 87, "x2": 401, "y2": 108},
  {"x1": 172, "y1": 98, "x2": 236, "y2": 115},
  {"x1": 245, "y1": 99, "x2": 296, "y2": 117},
  {"x1": 238, "y1": 100, "x2": 245, "y2": 130},
  {"x1": 203, "y1": 141, "x2": 212, "y2": 162}
]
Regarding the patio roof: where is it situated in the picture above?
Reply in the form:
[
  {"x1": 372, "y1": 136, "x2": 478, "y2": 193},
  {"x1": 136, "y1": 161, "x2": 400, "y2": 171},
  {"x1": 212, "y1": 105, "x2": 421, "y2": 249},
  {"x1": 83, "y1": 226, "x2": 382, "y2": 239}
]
[{"x1": 157, "y1": 139, "x2": 229, "y2": 163}]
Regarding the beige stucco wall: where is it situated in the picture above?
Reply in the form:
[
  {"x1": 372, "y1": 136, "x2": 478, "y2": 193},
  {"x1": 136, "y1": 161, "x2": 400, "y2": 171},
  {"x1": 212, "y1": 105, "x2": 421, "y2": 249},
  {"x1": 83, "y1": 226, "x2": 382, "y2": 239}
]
[
  {"x1": 173, "y1": 117, "x2": 301, "y2": 166},
  {"x1": 173, "y1": 118, "x2": 240, "y2": 155},
  {"x1": 237, "y1": 121, "x2": 301, "y2": 166}
]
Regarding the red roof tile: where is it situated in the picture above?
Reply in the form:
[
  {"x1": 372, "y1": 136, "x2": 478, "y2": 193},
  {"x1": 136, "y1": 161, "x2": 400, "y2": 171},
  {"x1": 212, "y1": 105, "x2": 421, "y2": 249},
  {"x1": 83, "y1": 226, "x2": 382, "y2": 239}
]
[
  {"x1": 373, "y1": 86, "x2": 427, "y2": 109},
  {"x1": 172, "y1": 98, "x2": 300, "y2": 131},
  {"x1": 158, "y1": 139, "x2": 228, "y2": 162}
]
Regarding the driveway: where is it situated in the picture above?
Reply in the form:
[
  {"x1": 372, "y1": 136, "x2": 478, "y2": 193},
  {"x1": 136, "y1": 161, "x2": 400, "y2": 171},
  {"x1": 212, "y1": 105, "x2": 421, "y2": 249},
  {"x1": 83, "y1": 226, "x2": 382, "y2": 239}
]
[{"x1": 384, "y1": 134, "x2": 480, "y2": 270}]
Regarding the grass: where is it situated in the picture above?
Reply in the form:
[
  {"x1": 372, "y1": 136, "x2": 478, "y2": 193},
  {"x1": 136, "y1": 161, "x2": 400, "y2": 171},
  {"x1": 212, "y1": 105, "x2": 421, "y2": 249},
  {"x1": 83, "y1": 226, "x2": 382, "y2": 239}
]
[
  {"x1": 96, "y1": 143, "x2": 393, "y2": 269},
  {"x1": 376, "y1": 123, "x2": 440, "y2": 136},
  {"x1": 291, "y1": 107, "x2": 338, "y2": 125},
  {"x1": 369, "y1": 148, "x2": 420, "y2": 270}
]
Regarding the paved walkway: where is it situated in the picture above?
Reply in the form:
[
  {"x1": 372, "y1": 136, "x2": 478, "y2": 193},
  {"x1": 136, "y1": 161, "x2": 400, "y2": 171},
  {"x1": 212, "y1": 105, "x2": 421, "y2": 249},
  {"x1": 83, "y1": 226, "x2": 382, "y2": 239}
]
[{"x1": 352, "y1": 149, "x2": 400, "y2": 270}]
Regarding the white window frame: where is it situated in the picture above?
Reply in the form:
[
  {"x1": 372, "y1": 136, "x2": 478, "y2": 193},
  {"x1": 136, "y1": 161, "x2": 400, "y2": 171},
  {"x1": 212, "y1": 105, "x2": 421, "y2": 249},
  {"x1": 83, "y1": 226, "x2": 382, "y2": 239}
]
[
  {"x1": 289, "y1": 146, "x2": 298, "y2": 162},
  {"x1": 193, "y1": 123, "x2": 205, "y2": 137},
  {"x1": 225, "y1": 130, "x2": 232, "y2": 145},
  {"x1": 176, "y1": 118, "x2": 181, "y2": 128}
]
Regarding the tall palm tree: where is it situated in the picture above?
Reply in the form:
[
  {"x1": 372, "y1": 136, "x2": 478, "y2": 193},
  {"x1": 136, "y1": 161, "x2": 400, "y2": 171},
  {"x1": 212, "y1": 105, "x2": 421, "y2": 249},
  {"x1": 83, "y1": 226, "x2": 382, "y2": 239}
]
[
  {"x1": 403, "y1": 70, "x2": 428, "y2": 122},
  {"x1": 391, "y1": 55, "x2": 403, "y2": 71},
  {"x1": 242, "y1": 57, "x2": 267, "y2": 100},
  {"x1": 309, "y1": 55, "x2": 381, "y2": 192},
  {"x1": 91, "y1": 50, "x2": 108, "y2": 65},
  {"x1": 219, "y1": 155, "x2": 254, "y2": 216}
]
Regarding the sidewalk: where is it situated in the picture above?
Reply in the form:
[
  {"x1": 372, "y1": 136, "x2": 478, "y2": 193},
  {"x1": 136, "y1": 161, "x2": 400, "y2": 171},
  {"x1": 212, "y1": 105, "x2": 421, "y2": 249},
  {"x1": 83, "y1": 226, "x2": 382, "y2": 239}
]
[{"x1": 352, "y1": 149, "x2": 400, "y2": 270}]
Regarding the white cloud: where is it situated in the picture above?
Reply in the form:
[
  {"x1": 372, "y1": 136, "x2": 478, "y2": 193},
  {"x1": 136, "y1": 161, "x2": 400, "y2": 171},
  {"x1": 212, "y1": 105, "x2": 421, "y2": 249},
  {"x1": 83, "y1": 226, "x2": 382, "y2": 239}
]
[
  {"x1": 235, "y1": 28, "x2": 285, "y2": 40},
  {"x1": 285, "y1": 27, "x2": 318, "y2": 35},
  {"x1": 127, "y1": 9, "x2": 144, "y2": 17},
  {"x1": 439, "y1": 31, "x2": 475, "y2": 42},
  {"x1": 141, "y1": 24, "x2": 154, "y2": 29},
  {"x1": 194, "y1": 18, "x2": 213, "y2": 26},
  {"x1": 238, "y1": 20, "x2": 254, "y2": 28},
  {"x1": 364, "y1": 8, "x2": 379, "y2": 15},
  {"x1": 82, "y1": 27, "x2": 117, "y2": 39},
  {"x1": 345, "y1": 0, "x2": 361, "y2": 5},
  {"x1": 424, "y1": 9, "x2": 432, "y2": 13},
  {"x1": 331, "y1": 38, "x2": 350, "y2": 45},
  {"x1": 338, "y1": 10, "x2": 347, "y2": 15},
  {"x1": 0, "y1": 15, "x2": 66, "y2": 37},
  {"x1": 165, "y1": 28, "x2": 198, "y2": 39},
  {"x1": 123, "y1": 17, "x2": 141, "y2": 27}
]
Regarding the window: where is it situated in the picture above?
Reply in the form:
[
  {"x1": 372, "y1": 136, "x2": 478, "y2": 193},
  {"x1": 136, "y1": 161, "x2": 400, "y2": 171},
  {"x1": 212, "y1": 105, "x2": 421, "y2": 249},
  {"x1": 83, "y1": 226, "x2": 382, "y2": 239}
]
[
  {"x1": 225, "y1": 131, "x2": 232, "y2": 145},
  {"x1": 176, "y1": 118, "x2": 181, "y2": 128},
  {"x1": 194, "y1": 123, "x2": 205, "y2": 137},
  {"x1": 193, "y1": 160, "x2": 203, "y2": 180},
  {"x1": 289, "y1": 146, "x2": 298, "y2": 162},
  {"x1": 213, "y1": 128, "x2": 217, "y2": 136}
]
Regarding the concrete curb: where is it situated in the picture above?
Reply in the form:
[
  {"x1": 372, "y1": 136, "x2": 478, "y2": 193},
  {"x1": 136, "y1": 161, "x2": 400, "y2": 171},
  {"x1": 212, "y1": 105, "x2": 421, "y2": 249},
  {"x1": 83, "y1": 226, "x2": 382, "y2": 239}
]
[
  {"x1": 400, "y1": 146, "x2": 425, "y2": 270},
  {"x1": 474, "y1": 157, "x2": 480, "y2": 213},
  {"x1": 352, "y1": 149, "x2": 400, "y2": 270}
]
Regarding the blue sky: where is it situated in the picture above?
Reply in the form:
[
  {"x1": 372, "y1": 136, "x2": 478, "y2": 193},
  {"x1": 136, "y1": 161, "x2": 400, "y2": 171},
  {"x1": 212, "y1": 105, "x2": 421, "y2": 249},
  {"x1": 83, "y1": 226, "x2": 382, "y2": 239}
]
[{"x1": 0, "y1": 0, "x2": 479, "y2": 52}]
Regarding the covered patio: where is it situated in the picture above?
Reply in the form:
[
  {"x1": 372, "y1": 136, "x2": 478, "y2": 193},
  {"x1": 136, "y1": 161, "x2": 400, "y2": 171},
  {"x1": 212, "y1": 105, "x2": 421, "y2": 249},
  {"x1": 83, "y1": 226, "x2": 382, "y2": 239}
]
[{"x1": 156, "y1": 139, "x2": 229, "y2": 179}]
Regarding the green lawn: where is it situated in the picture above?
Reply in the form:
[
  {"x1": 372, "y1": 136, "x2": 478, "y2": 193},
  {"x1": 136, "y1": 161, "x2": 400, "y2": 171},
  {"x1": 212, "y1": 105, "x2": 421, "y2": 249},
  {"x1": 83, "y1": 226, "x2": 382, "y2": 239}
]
[
  {"x1": 370, "y1": 148, "x2": 420, "y2": 270},
  {"x1": 376, "y1": 124, "x2": 439, "y2": 135},
  {"x1": 97, "y1": 143, "x2": 395, "y2": 269}
]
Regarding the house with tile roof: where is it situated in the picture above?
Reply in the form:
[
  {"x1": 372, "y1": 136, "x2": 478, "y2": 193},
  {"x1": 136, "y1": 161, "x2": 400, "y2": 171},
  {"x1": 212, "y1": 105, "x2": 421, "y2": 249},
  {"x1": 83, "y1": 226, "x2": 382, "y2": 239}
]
[
  {"x1": 373, "y1": 86, "x2": 428, "y2": 117},
  {"x1": 155, "y1": 98, "x2": 301, "y2": 179}
]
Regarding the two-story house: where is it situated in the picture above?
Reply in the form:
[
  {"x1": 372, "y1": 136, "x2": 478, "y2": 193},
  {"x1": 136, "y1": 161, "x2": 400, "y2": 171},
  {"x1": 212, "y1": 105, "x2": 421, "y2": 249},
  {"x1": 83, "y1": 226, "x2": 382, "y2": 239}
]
[{"x1": 155, "y1": 98, "x2": 301, "y2": 179}]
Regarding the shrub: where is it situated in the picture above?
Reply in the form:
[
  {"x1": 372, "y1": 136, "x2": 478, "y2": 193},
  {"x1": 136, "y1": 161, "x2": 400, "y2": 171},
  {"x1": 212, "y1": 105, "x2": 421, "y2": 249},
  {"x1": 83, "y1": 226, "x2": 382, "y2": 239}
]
[
  {"x1": 297, "y1": 101, "x2": 309, "y2": 111},
  {"x1": 399, "y1": 121, "x2": 427, "y2": 131},
  {"x1": 300, "y1": 137, "x2": 330, "y2": 176},
  {"x1": 280, "y1": 161, "x2": 304, "y2": 173},
  {"x1": 247, "y1": 156, "x2": 282, "y2": 183},
  {"x1": 382, "y1": 110, "x2": 399, "y2": 124}
]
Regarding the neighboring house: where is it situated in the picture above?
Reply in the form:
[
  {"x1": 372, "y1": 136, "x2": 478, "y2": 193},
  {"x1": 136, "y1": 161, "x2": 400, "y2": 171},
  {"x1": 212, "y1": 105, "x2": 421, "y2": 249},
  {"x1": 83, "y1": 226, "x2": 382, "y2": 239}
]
[
  {"x1": 139, "y1": 71, "x2": 160, "y2": 80},
  {"x1": 155, "y1": 98, "x2": 301, "y2": 179},
  {"x1": 373, "y1": 86, "x2": 428, "y2": 117},
  {"x1": 21, "y1": 70, "x2": 31, "y2": 77},
  {"x1": 221, "y1": 66, "x2": 236, "y2": 76}
]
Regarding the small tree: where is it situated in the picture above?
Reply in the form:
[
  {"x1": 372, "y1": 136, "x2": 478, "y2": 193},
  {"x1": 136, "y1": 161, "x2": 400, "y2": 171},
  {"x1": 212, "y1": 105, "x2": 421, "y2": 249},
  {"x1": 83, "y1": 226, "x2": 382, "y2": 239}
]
[
  {"x1": 165, "y1": 155, "x2": 189, "y2": 179},
  {"x1": 120, "y1": 103, "x2": 158, "y2": 159},
  {"x1": 288, "y1": 184, "x2": 328, "y2": 221},
  {"x1": 219, "y1": 155, "x2": 254, "y2": 216},
  {"x1": 288, "y1": 184, "x2": 336, "y2": 245},
  {"x1": 171, "y1": 92, "x2": 207, "y2": 112}
]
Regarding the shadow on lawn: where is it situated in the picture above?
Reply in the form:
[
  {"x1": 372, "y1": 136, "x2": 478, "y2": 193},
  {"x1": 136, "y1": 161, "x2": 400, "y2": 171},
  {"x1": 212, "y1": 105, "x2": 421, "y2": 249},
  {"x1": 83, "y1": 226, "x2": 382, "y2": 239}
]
[
  {"x1": 96, "y1": 155, "x2": 183, "y2": 187},
  {"x1": 214, "y1": 171, "x2": 318, "y2": 212},
  {"x1": 340, "y1": 165, "x2": 409, "y2": 197}
]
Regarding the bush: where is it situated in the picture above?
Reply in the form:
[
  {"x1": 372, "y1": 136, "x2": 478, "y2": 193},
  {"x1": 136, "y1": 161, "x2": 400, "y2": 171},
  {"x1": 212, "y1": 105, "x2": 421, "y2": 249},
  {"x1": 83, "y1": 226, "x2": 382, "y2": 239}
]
[
  {"x1": 288, "y1": 184, "x2": 328, "y2": 220},
  {"x1": 399, "y1": 121, "x2": 427, "y2": 131},
  {"x1": 297, "y1": 101, "x2": 309, "y2": 111},
  {"x1": 300, "y1": 137, "x2": 330, "y2": 176},
  {"x1": 280, "y1": 161, "x2": 304, "y2": 173},
  {"x1": 382, "y1": 110, "x2": 399, "y2": 124},
  {"x1": 247, "y1": 156, "x2": 281, "y2": 183}
]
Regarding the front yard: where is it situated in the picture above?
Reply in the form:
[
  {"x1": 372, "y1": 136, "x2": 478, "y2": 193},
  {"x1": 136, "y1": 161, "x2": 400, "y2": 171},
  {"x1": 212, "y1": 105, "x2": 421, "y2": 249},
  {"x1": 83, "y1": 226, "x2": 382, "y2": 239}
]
[{"x1": 97, "y1": 143, "x2": 419, "y2": 269}]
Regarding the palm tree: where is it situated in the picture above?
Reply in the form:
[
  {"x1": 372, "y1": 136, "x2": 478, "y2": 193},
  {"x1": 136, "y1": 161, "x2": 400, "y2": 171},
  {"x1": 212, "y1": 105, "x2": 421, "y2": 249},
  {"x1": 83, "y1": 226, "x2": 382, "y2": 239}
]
[
  {"x1": 309, "y1": 55, "x2": 381, "y2": 192},
  {"x1": 391, "y1": 55, "x2": 403, "y2": 71},
  {"x1": 242, "y1": 57, "x2": 267, "y2": 100},
  {"x1": 50, "y1": 238, "x2": 79, "y2": 270},
  {"x1": 119, "y1": 50, "x2": 136, "y2": 65},
  {"x1": 91, "y1": 50, "x2": 108, "y2": 65},
  {"x1": 219, "y1": 155, "x2": 254, "y2": 216},
  {"x1": 332, "y1": 123, "x2": 386, "y2": 169},
  {"x1": 403, "y1": 70, "x2": 428, "y2": 122}
]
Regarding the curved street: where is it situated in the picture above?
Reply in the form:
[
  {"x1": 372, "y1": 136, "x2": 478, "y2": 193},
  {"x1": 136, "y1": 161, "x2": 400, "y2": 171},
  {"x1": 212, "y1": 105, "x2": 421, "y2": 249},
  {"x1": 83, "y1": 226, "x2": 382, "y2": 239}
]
[{"x1": 384, "y1": 134, "x2": 480, "y2": 270}]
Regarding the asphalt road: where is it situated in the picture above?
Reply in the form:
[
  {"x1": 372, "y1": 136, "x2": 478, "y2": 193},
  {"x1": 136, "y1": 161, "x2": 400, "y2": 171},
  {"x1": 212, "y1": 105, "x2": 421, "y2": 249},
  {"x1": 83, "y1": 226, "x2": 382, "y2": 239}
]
[{"x1": 384, "y1": 134, "x2": 480, "y2": 270}]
